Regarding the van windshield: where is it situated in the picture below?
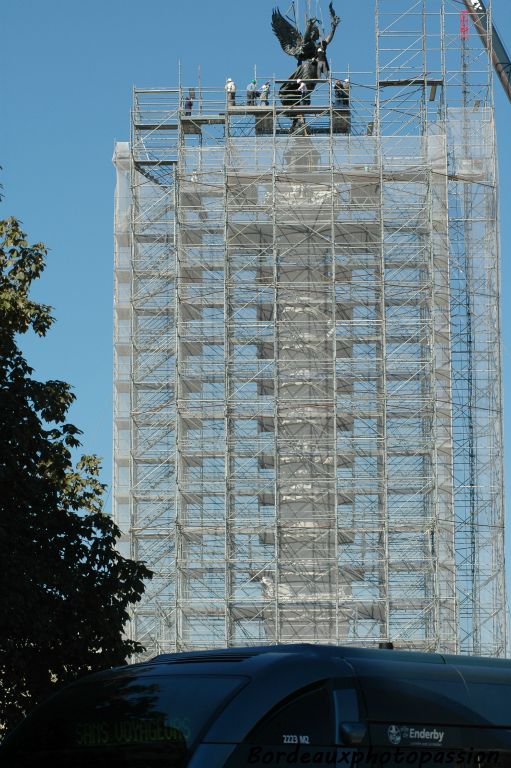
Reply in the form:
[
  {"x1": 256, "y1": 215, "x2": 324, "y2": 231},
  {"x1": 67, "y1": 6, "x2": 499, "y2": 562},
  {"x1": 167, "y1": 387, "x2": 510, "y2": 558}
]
[{"x1": 2, "y1": 672, "x2": 247, "y2": 768}]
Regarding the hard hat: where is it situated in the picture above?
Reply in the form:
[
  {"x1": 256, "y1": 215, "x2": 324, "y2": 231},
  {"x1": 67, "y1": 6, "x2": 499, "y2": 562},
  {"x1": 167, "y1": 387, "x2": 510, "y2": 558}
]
[{"x1": 344, "y1": 78, "x2": 350, "y2": 82}]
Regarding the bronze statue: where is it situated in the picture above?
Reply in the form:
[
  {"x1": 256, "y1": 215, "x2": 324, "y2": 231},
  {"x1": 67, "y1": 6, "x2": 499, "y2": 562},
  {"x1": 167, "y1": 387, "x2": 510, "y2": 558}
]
[{"x1": 272, "y1": 2, "x2": 340, "y2": 107}]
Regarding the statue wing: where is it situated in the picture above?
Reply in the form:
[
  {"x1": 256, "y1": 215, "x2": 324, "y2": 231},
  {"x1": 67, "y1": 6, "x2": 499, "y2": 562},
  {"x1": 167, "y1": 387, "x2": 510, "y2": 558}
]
[{"x1": 272, "y1": 8, "x2": 303, "y2": 57}]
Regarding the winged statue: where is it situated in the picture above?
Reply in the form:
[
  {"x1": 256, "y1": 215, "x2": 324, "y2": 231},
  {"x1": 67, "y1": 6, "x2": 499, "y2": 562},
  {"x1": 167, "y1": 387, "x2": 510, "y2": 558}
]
[{"x1": 272, "y1": 3, "x2": 340, "y2": 107}]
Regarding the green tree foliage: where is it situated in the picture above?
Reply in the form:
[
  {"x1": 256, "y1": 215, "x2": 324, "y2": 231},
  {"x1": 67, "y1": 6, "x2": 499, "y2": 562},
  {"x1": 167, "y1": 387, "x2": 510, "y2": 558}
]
[{"x1": 0, "y1": 217, "x2": 151, "y2": 733}]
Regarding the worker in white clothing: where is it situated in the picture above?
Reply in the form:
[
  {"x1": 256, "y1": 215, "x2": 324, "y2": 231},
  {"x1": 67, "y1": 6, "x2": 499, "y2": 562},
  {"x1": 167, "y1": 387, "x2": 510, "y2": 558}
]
[
  {"x1": 297, "y1": 79, "x2": 309, "y2": 105},
  {"x1": 225, "y1": 78, "x2": 236, "y2": 106},
  {"x1": 260, "y1": 81, "x2": 271, "y2": 106}
]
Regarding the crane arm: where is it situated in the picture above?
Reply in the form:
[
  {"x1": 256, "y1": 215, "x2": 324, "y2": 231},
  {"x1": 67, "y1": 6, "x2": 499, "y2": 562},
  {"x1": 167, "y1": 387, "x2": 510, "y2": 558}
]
[{"x1": 462, "y1": 0, "x2": 511, "y2": 103}]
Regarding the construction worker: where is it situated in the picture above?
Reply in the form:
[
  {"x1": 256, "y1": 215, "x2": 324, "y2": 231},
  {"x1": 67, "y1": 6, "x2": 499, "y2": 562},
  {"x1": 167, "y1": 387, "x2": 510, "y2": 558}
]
[
  {"x1": 225, "y1": 78, "x2": 236, "y2": 106},
  {"x1": 184, "y1": 90, "x2": 194, "y2": 116},
  {"x1": 246, "y1": 79, "x2": 259, "y2": 106},
  {"x1": 260, "y1": 81, "x2": 271, "y2": 106},
  {"x1": 334, "y1": 78, "x2": 350, "y2": 108},
  {"x1": 334, "y1": 78, "x2": 351, "y2": 134},
  {"x1": 298, "y1": 79, "x2": 309, "y2": 105}
]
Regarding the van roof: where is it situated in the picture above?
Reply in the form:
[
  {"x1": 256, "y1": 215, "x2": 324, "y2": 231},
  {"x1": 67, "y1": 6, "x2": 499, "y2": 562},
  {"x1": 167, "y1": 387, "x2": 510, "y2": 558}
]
[{"x1": 151, "y1": 643, "x2": 511, "y2": 669}]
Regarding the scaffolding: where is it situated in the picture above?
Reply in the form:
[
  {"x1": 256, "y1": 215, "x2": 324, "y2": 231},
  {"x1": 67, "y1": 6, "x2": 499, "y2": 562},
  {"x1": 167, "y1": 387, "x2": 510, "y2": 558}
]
[{"x1": 113, "y1": 0, "x2": 506, "y2": 658}]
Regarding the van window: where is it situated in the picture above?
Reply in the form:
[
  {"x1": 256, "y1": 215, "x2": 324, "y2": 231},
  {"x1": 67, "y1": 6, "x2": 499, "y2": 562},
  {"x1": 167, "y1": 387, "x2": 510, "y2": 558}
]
[
  {"x1": 353, "y1": 663, "x2": 471, "y2": 724},
  {"x1": 334, "y1": 688, "x2": 359, "y2": 722},
  {"x1": 466, "y1": 683, "x2": 511, "y2": 726},
  {"x1": 247, "y1": 686, "x2": 333, "y2": 746},
  {"x1": 2, "y1": 673, "x2": 247, "y2": 768},
  {"x1": 459, "y1": 666, "x2": 511, "y2": 726}
]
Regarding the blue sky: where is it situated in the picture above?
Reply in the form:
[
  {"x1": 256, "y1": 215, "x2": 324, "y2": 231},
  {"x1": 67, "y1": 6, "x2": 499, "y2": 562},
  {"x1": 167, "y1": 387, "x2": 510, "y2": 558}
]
[{"x1": 1, "y1": 0, "x2": 510, "y2": 566}]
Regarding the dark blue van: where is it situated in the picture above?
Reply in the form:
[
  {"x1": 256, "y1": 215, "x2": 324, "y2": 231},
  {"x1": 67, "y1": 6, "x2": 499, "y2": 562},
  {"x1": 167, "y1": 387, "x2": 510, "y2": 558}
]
[{"x1": 2, "y1": 644, "x2": 511, "y2": 767}]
